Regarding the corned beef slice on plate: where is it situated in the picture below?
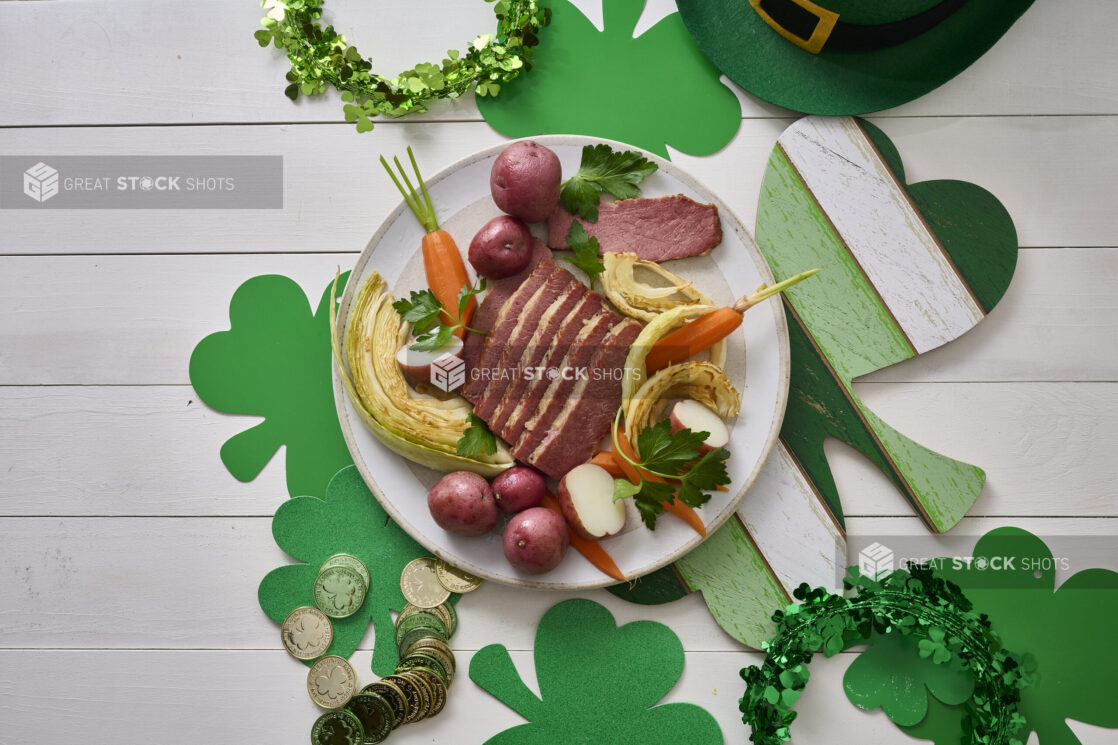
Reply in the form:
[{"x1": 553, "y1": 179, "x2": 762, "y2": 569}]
[
  {"x1": 461, "y1": 263, "x2": 643, "y2": 479},
  {"x1": 547, "y1": 195, "x2": 722, "y2": 261}
]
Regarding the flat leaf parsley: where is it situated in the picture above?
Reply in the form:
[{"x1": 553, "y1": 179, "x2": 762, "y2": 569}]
[
  {"x1": 560, "y1": 222, "x2": 606, "y2": 286},
  {"x1": 392, "y1": 279, "x2": 486, "y2": 352},
  {"x1": 612, "y1": 415, "x2": 730, "y2": 529},
  {"x1": 457, "y1": 412, "x2": 497, "y2": 457},
  {"x1": 560, "y1": 144, "x2": 658, "y2": 222}
]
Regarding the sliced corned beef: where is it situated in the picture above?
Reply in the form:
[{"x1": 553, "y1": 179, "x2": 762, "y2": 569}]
[
  {"x1": 471, "y1": 271, "x2": 576, "y2": 420},
  {"x1": 461, "y1": 238, "x2": 552, "y2": 385},
  {"x1": 486, "y1": 282, "x2": 590, "y2": 434},
  {"x1": 527, "y1": 319, "x2": 643, "y2": 478},
  {"x1": 510, "y1": 311, "x2": 616, "y2": 464},
  {"x1": 491, "y1": 292, "x2": 604, "y2": 444},
  {"x1": 462, "y1": 259, "x2": 557, "y2": 401},
  {"x1": 547, "y1": 195, "x2": 722, "y2": 261}
]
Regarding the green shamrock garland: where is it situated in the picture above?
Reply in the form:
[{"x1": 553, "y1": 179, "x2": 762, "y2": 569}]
[
  {"x1": 258, "y1": 465, "x2": 443, "y2": 676},
  {"x1": 470, "y1": 599, "x2": 722, "y2": 745},
  {"x1": 739, "y1": 564, "x2": 1033, "y2": 745},
  {"x1": 891, "y1": 528, "x2": 1118, "y2": 745},
  {"x1": 477, "y1": 0, "x2": 741, "y2": 158},
  {"x1": 189, "y1": 274, "x2": 352, "y2": 500},
  {"x1": 254, "y1": 0, "x2": 549, "y2": 133}
]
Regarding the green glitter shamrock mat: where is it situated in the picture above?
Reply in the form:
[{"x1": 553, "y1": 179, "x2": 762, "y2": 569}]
[
  {"x1": 470, "y1": 598, "x2": 722, "y2": 745},
  {"x1": 258, "y1": 465, "x2": 450, "y2": 676},
  {"x1": 477, "y1": 0, "x2": 741, "y2": 158}
]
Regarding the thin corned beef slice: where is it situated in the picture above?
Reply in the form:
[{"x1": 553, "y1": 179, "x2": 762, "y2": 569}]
[
  {"x1": 462, "y1": 257, "x2": 557, "y2": 401},
  {"x1": 486, "y1": 284, "x2": 590, "y2": 434},
  {"x1": 526, "y1": 319, "x2": 643, "y2": 479},
  {"x1": 471, "y1": 271, "x2": 577, "y2": 420},
  {"x1": 509, "y1": 311, "x2": 617, "y2": 464},
  {"x1": 547, "y1": 195, "x2": 721, "y2": 261},
  {"x1": 461, "y1": 238, "x2": 552, "y2": 388}
]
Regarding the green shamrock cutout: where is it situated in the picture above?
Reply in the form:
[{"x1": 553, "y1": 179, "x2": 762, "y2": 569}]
[
  {"x1": 476, "y1": 0, "x2": 741, "y2": 158},
  {"x1": 258, "y1": 465, "x2": 439, "y2": 676},
  {"x1": 469, "y1": 598, "x2": 722, "y2": 745},
  {"x1": 189, "y1": 273, "x2": 352, "y2": 500},
  {"x1": 843, "y1": 630, "x2": 974, "y2": 727},
  {"x1": 893, "y1": 528, "x2": 1118, "y2": 745}
]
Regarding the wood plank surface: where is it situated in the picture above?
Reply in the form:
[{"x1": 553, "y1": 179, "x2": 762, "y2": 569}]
[
  {"x1": 0, "y1": 118, "x2": 1116, "y2": 253},
  {"x1": 2, "y1": 248, "x2": 1114, "y2": 387}
]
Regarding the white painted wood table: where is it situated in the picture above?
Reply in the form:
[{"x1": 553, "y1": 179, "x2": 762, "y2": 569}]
[{"x1": 1, "y1": 1, "x2": 1116, "y2": 743}]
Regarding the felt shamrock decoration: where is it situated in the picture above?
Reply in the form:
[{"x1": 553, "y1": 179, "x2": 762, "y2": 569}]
[
  {"x1": 470, "y1": 598, "x2": 722, "y2": 745},
  {"x1": 258, "y1": 465, "x2": 437, "y2": 676},
  {"x1": 476, "y1": 0, "x2": 741, "y2": 158},
  {"x1": 189, "y1": 274, "x2": 352, "y2": 499},
  {"x1": 843, "y1": 630, "x2": 974, "y2": 727},
  {"x1": 893, "y1": 528, "x2": 1118, "y2": 745}
]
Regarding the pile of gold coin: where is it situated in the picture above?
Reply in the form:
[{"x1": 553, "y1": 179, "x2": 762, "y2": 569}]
[{"x1": 297, "y1": 557, "x2": 482, "y2": 745}]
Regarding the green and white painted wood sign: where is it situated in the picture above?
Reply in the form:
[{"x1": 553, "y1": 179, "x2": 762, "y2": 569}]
[{"x1": 610, "y1": 116, "x2": 1019, "y2": 647}]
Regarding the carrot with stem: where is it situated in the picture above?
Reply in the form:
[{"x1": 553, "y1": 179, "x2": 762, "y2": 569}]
[
  {"x1": 644, "y1": 268, "x2": 820, "y2": 374},
  {"x1": 381, "y1": 147, "x2": 476, "y2": 337},
  {"x1": 540, "y1": 493, "x2": 626, "y2": 583}
]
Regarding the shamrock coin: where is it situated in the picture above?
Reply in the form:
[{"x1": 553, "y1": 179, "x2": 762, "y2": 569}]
[
  {"x1": 282, "y1": 606, "x2": 334, "y2": 660},
  {"x1": 315, "y1": 565, "x2": 367, "y2": 619},
  {"x1": 307, "y1": 655, "x2": 357, "y2": 709}
]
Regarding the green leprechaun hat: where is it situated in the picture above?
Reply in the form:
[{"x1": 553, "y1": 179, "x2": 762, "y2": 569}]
[{"x1": 675, "y1": 0, "x2": 1035, "y2": 115}]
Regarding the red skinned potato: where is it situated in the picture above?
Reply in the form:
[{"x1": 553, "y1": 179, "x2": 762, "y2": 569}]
[
  {"x1": 490, "y1": 141, "x2": 562, "y2": 223},
  {"x1": 427, "y1": 471, "x2": 497, "y2": 537},
  {"x1": 558, "y1": 463, "x2": 626, "y2": 539},
  {"x1": 395, "y1": 335, "x2": 464, "y2": 382},
  {"x1": 669, "y1": 399, "x2": 730, "y2": 453},
  {"x1": 503, "y1": 507, "x2": 569, "y2": 574},
  {"x1": 468, "y1": 216, "x2": 533, "y2": 279},
  {"x1": 492, "y1": 466, "x2": 547, "y2": 513}
]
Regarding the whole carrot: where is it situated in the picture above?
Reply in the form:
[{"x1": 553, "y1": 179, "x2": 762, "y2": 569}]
[
  {"x1": 644, "y1": 268, "x2": 819, "y2": 374},
  {"x1": 381, "y1": 147, "x2": 476, "y2": 336},
  {"x1": 540, "y1": 493, "x2": 626, "y2": 583}
]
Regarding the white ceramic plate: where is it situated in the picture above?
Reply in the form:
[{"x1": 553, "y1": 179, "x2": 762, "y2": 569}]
[{"x1": 334, "y1": 135, "x2": 789, "y2": 590}]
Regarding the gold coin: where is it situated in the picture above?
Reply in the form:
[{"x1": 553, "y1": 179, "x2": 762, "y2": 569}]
[
  {"x1": 281, "y1": 606, "x2": 334, "y2": 661},
  {"x1": 307, "y1": 655, "x2": 357, "y2": 710},
  {"x1": 403, "y1": 638, "x2": 456, "y2": 677},
  {"x1": 362, "y1": 680, "x2": 409, "y2": 728},
  {"x1": 396, "y1": 670, "x2": 433, "y2": 721},
  {"x1": 407, "y1": 667, "x2": 448, "y2": 716},
  {"x1": 386, "y1": 674, "x2": 425, "y2": 724},
  {"x1": 400, "y1": 558, "x2": 451, "y2": 609},
  {"x1": 434, "y1": 560, "x2": 483, "y2": 593}
]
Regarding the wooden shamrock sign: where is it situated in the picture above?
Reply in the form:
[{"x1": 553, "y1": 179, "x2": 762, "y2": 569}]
[
  {"x1": 477, "y1": 0, "x2": 741, "y2": 158},
  {"x1": 189, "y1": 274, "x2": 353, "y2": 500},
  {"x1": 757, "y1": 116, "x2": 1018, "y2": 533},
  {"x1": 469, "y1": 599, "x2": 722, "y2": 745},
  {"x1": 257, "y1": 465, "x2": 436, "y2": 676},
  {"x1": 610, "y1": 116, "x2": 1019, "y2": 649}
]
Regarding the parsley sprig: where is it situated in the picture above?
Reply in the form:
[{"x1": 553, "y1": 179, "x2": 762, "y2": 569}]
[
  {"x1": 560, "y1": 222, "x2": 606, "y2": 286},
  {"x1": 392, "y1": 279, "x2": 487, "y2": 352},
  {"x1": 611, "y1": 413, "x2": 730, "y2": 530},
  {"x1": 559, "y1": 144, "x2": 658, "y2": 222},
  {"x1": 457, "y1": 412, "x2": 498, "y2": 457}
]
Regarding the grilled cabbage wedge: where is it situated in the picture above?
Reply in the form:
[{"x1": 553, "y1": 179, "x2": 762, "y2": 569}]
[
  {"x1": 600, "y1": 252, "x2": 713, "y2": 322},
  {"x1": 625, "y1": 361, "x2": 741, "y2": 455},
  {"x1": 331, "y1": 271, "x2": 514, "y2": 477}
]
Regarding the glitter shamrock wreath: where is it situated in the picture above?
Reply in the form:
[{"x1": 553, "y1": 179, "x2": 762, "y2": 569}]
[
  {"x1": 740, "y1": 565, "x2": 1035, "y2": 745},
  {"x1": 254, "y1": 0, "x2": 550, "y2": 132}
]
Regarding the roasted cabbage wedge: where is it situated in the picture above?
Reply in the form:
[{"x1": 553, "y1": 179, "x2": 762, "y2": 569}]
[
  {"x1": 625, "y1": 361, "x2": 741, "y2": 455},
  {"x1": 600, "y1": 252, "x2": 713, "y2": 322},
  {"x1": 331, "y1": 271, "x2": 513, "y2": 477}
]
